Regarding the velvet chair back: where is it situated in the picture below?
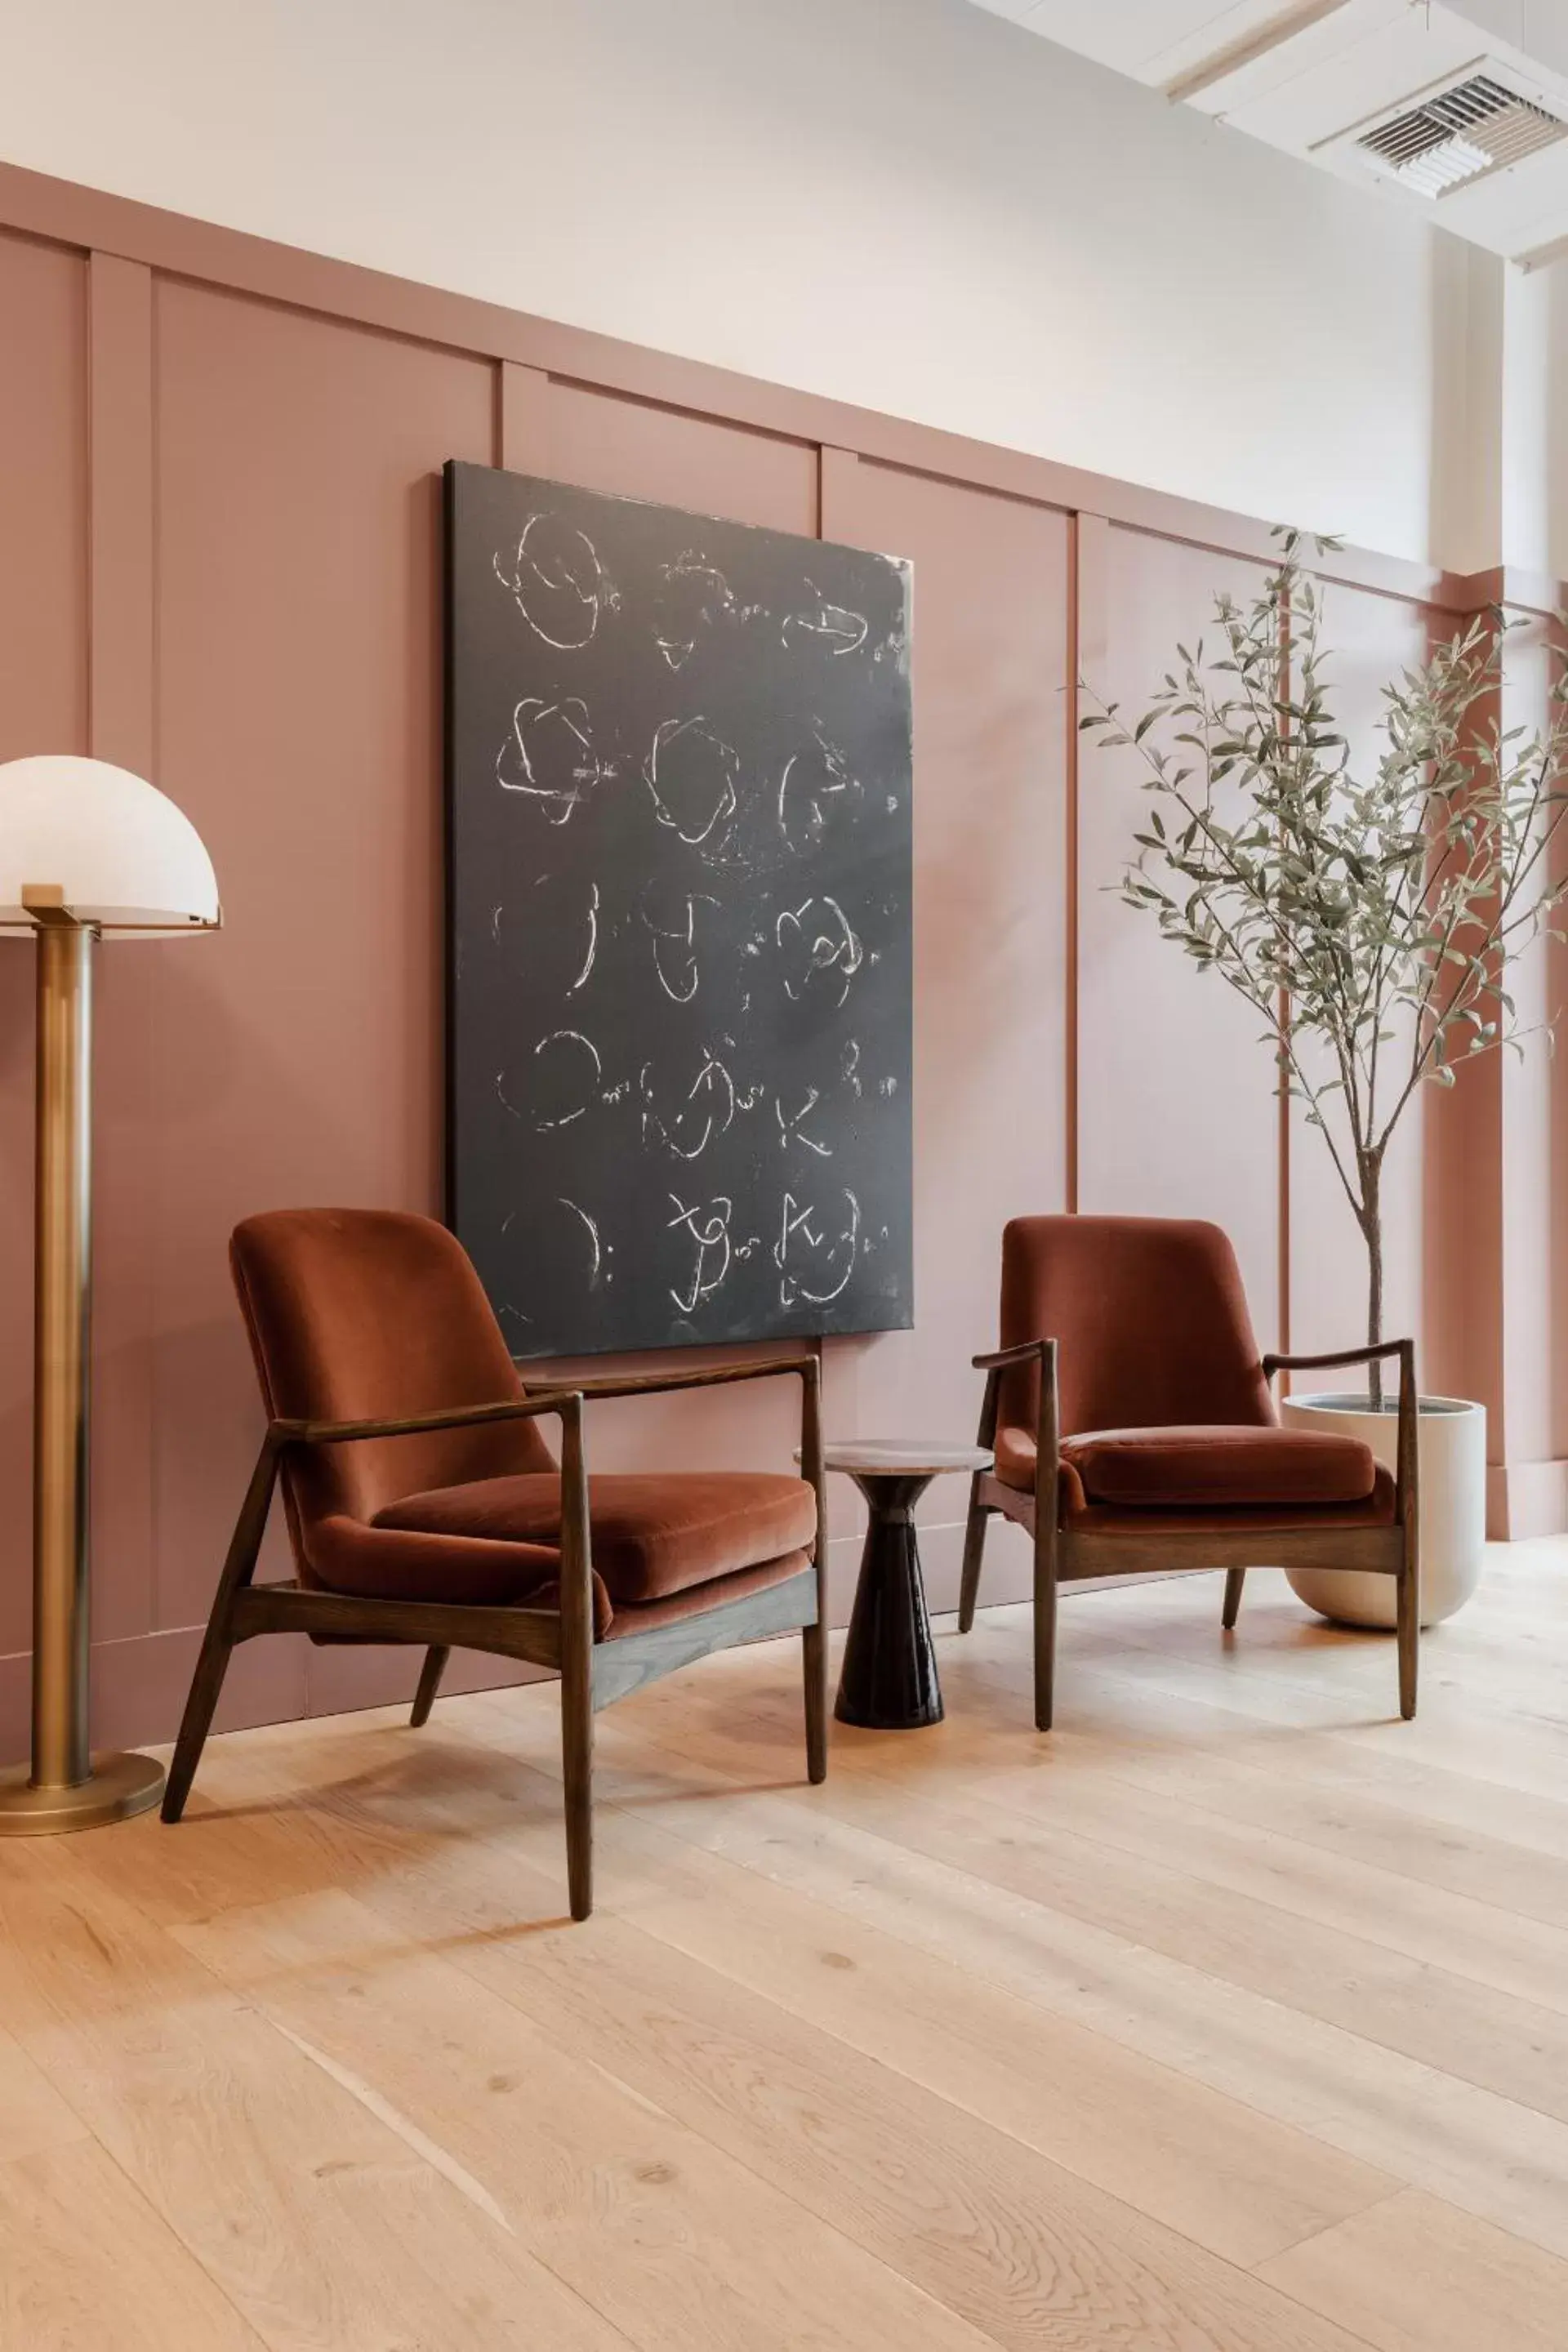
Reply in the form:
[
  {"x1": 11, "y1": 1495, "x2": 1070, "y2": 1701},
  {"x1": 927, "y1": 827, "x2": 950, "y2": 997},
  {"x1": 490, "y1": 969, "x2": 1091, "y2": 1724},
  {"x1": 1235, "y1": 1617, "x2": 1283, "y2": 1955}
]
[
  {"x1": 230, "y1": 1209, "x2": 555, "y2": 1555},
  {"x1": 997, "y1": 1215, "x2": 1276, "y2": 1440}
]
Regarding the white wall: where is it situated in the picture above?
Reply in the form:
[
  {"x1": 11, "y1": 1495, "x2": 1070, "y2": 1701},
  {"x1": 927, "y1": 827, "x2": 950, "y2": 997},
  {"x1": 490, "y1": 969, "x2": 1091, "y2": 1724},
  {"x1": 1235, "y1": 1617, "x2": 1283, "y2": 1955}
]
[
  {"x1": 1451, "y1": 0, "x2": 1568, "y2": 78},
  {"x1": 1502, "y1": 259, "x2": 1568, "y2": 577},
  {"x1": 1430, "y1": 235, "x2": 1506, "y2": 576},
  {"x1": 0, "y1": 0, "x2": 1474, "y2": 564}
]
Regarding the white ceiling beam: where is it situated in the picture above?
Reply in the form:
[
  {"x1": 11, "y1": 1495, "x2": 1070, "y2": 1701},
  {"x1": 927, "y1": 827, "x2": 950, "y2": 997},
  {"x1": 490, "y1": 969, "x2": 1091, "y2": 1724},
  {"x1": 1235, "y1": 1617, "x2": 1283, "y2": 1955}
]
[
  {"x1": 1515, "y1": 228, "x2": 1568, "y2": 270},
  {"x1": 1163, "y1": 0, "x2": 1356, "y2": 102}
]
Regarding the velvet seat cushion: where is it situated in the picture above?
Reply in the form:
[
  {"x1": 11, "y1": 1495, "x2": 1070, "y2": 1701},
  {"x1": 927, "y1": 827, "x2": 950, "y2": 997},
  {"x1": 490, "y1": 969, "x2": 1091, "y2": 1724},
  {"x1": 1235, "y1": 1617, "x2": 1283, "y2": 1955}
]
[
  {"x1": 304, "y1": 1511, "x2": 614, "y2": 1634},
  {"x1": 996, "y1": 1423, "x2": 1376, "y2": 1508},
  {"x1": 1059, "y1": 1463, "x2": 1397, "y2": 1535},
  {"x1": 373, "y1": 1469, "x2": 817, "y2": 1606}
]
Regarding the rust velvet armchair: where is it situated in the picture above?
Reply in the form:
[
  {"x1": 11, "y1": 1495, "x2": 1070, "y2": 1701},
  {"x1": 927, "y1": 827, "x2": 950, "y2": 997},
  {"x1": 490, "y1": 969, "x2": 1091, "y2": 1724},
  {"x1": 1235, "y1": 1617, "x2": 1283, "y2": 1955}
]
[
  {"x1": 958, "y1": 1216, "x2": 1419, "y2": 1731},
  {"x1": 163, "y1": 1209, "x2": 827, "y2": 1918}
]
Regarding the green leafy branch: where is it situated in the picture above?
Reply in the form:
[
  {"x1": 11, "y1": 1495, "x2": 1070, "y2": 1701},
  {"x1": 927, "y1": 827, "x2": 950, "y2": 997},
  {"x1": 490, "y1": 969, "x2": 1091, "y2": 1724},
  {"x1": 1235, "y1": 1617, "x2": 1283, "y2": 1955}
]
[{"x1": 1081, "y1": 529, "x2": 1568, "y2": 1404}]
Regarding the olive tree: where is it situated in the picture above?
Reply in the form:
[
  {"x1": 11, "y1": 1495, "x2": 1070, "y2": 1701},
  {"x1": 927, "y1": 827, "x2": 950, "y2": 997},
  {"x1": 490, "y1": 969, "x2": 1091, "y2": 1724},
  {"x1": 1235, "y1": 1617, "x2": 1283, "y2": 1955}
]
[{"x1": 1080, "y1": 532, "x2": 1568, "y2": 1405}]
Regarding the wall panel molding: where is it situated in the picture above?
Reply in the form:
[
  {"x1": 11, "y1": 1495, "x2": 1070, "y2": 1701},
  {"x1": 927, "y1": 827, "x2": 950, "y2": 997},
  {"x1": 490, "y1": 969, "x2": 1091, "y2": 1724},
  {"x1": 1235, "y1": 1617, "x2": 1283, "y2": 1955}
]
[
  {"x1": 0, "y1": 158, "x2": 1513, "y2": 618},
  {"x1": 87, "y1": 250, "x2": 154, "y2": 767},
  {"x1": 1067, "y1": 514, "x2": 1109, "y2": 1214},
  {"x1": 84, "y1": 247, "x2": 161, "y2": 1646},
  {"x1": 1, "y1": 163, "x2": 1563, "y2": 1760},
  {"x1": 498, "y1": 361, "x2": 551, "y2": 474},
  {"x1": 0, "y1": 225, "x2": 91, "y2": 1673},
  {"x1": 816, "y1": 442, "x2": 863, "y2": 1526}
]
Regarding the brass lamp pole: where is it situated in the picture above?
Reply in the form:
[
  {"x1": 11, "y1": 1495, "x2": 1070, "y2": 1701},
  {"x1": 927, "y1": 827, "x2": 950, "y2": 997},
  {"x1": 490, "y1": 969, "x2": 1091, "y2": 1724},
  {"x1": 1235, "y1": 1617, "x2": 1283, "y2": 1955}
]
[{"x1": 0, "y1": 759, "x2": 219, "y2": 1834}]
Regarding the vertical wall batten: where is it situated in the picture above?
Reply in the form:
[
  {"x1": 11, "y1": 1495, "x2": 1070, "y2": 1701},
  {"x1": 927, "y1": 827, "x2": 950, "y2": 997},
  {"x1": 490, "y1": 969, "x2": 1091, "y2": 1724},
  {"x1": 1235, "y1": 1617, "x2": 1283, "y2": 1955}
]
[
  {"x1": 499, "y1": 361, "x2": 552, "y2": 474},
  {"x1": 1276, "y1": 578, "x2": 1294, "y2": 1368},
  {"x1": 84, "y1": 250, "x2": 160, "y2": 1647},
  {"x1": 87, "y1": 253, "x2": 155, "y2": 768},
  {"x1": 1067, "y1": 515, "x2": 1109, "y2": 1217},
  {"x1": 816, "y1": 444, "x2": 866, "y2": 1589}
]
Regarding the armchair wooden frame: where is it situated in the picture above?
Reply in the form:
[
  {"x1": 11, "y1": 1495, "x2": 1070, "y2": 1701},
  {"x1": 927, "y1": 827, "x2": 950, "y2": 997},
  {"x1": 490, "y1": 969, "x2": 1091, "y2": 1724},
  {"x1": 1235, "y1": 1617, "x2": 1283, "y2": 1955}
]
[
  {"x1": 958, "y1": 1336, "x2": 1419, "y2": 1733},
  {"x1": 163, "y1": 1354, "x2": 828, "y2": 1920}
]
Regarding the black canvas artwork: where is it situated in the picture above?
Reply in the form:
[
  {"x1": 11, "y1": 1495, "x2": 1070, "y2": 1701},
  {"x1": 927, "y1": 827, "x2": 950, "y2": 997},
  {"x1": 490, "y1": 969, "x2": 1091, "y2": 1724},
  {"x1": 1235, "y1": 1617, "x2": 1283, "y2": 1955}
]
[{"x1": 444, "y1": 461, "x2": 914, "y2": 1358}]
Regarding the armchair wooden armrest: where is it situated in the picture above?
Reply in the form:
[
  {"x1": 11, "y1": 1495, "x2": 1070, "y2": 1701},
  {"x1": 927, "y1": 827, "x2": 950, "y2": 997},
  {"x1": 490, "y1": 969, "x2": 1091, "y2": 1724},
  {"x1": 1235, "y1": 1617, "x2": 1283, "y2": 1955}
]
[
  {"x1": 1262, "y1": 1339, "x2": 1414, "y2": 1380},
  {"x1": 972, "y1": 1338, "x2": 1054, "y2": 1373},
  {"x1": 554, "y1": 1353, "x2": 817, "y2": 1400},
  {"x1": 271, "y1": 1388, "x2": 584, "y2": 1449}
]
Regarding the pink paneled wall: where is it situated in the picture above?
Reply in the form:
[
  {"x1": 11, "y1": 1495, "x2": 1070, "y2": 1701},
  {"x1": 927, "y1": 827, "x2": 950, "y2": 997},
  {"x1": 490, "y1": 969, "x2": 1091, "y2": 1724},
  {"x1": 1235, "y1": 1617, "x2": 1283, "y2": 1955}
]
[
  {"x1": 0, "y1": 172, "x2": 1560, "y2": 1759},
  {"x1": 1077, "y1": 529, "x2": 1283, "y2": 1340},
  {"x1": 819, "y1": 457, "x2": 1071, "y2": 1603},
  {"x1": 1285, "y1": 583, "x2": 1437, "y2": 1374}
]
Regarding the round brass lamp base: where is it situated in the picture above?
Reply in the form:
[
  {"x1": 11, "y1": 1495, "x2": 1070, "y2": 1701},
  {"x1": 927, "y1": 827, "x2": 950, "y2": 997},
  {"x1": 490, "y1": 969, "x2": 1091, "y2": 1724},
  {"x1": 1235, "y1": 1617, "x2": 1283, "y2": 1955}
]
[{"x1": 0, "y1": 1751, "x2": 165, "y2": 1835}]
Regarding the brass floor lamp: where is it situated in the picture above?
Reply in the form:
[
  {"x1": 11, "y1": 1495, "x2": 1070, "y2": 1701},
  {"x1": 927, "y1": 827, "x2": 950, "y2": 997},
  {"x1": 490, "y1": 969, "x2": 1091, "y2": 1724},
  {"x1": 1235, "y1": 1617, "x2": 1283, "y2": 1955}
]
[{"x1": 0, "y1": 757, "x2": 219, "y2": 1833}]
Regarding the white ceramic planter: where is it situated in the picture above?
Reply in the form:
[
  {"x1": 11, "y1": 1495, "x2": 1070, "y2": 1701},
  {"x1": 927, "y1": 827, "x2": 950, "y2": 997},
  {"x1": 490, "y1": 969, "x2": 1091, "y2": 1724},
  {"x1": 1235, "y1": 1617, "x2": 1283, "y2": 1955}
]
[{"x1": 1280, "y1": 1392, "x2": 1486, "y2": 1629}]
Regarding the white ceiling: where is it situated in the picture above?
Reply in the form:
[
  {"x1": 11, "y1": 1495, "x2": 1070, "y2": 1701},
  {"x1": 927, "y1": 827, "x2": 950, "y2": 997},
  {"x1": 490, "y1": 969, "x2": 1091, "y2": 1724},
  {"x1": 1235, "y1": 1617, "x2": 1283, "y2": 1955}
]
[
  {"x1": 969, "y1": 2, "x2": 1339, "y2": 87},
  {"x1": 968, "y1": 0, "x2": 1568, "y2": 262}
]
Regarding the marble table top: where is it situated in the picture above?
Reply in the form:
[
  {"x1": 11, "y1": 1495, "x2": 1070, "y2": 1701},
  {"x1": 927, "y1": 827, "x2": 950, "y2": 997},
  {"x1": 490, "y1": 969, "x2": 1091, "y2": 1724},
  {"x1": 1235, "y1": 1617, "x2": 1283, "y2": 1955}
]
[{"x1": 797, "y1": 1439, "x2": 994, "y2": 1477}]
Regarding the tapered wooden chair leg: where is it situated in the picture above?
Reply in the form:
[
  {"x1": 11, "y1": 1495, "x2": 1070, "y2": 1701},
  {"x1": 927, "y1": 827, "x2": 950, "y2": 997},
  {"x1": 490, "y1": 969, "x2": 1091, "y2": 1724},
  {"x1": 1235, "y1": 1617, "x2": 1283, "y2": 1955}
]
[
  {"x1": 163, "y1": 1439, "x2": 278, "y2": 1824},
  {"x1": 1396, "y1": 1560, "x2": 1419, "y2": 1722},
  {"x1": 1033, "y1": 1525, "x2": 1058, "y2": 1733},
  {"x1": 802, "y1": 1619, "x2": 828, "y2": 1783},
  {"x1": 555, "y1": 1398, "x2": 596, "y2": 1920},
  {"x1": 162, "y1": 1610, "x2": 238, "y2": 1824},
  {"x1": 1222, "y1": 1567, "x2": 1246, "y2": 1631},
  {"x1": 562, "y1": 1677, "x2": 594, "y2": 1922},
  {"x1": 410, "y1": 1645, "x2": 449, "y2": 1727},
  {"x1": 957, "y1": 1485, "x2": 989, "y2": 1633}
]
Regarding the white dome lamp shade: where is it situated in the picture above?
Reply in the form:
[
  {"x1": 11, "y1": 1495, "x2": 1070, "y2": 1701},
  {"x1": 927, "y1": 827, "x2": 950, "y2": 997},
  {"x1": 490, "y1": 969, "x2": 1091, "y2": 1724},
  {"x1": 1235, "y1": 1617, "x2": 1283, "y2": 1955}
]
[
  {"x1": 0, "y1": 755, "x2": 220, "y2": 1837},
  {"x1": 0, "y1": 755, "x2": 220, "y2": 933}
]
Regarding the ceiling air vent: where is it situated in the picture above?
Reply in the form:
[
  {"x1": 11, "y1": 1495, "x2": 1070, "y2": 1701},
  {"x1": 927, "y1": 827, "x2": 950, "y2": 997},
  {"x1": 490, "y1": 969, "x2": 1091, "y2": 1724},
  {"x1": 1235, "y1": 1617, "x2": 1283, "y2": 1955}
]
[{"x1": 1352, "y1": 71, "x2": 1568, "y2": 199}]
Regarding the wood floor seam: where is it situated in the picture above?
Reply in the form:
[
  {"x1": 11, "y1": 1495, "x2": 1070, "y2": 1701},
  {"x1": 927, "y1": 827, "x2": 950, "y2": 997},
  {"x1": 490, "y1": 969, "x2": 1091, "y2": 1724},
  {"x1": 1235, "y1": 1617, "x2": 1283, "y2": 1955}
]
[
  {"x1": 1239, "y1": 2181, "x2": 1413, "y2": 2274},
  {"x1": 0, "y1": 2121, "x2": 274, "y2": 2350},
  {"x1": 764, "y1": 1683, "x2": 1568, "y2": 2001}
]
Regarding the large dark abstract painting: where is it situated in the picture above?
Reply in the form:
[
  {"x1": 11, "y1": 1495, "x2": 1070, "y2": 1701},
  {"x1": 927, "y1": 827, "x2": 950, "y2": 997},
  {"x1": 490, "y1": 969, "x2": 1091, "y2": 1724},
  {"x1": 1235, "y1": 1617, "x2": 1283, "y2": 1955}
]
[{"x1": 444, "y1": 461, "x2": 913, "y2": 1357}]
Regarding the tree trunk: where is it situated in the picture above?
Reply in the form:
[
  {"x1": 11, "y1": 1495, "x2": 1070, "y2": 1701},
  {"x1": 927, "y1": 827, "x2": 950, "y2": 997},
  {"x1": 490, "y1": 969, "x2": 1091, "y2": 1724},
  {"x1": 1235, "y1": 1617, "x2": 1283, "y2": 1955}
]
[{"x1": 1361, "y1": 1152, "x2": 1383, "y2": 1410}]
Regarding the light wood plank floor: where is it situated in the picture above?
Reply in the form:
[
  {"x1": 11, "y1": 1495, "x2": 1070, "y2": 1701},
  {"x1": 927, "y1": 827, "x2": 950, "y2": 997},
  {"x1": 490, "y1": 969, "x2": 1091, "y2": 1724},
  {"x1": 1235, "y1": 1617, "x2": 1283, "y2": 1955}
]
[{"x1": 4, "y1": 1546, "x2": 1568, "y2": 2350}]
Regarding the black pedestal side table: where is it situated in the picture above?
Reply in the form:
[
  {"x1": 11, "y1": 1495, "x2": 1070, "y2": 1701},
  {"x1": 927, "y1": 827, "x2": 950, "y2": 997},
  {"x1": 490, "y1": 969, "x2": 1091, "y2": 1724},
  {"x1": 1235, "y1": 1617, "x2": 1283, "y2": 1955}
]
[{"x1": 822, "y1": 1441, "x2": 993, "y2": 1730}]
